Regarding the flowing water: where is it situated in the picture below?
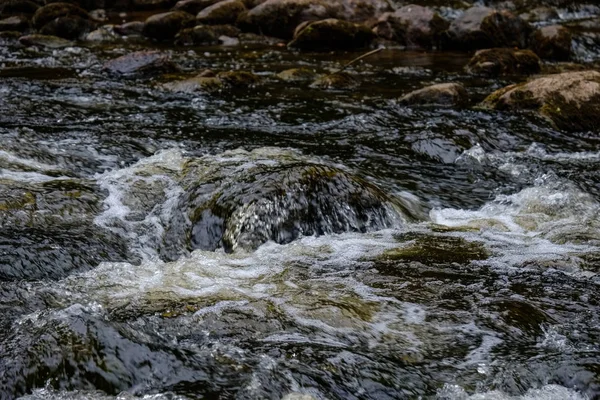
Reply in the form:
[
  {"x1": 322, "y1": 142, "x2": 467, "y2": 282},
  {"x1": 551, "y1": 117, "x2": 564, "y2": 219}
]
[{"x1": 1, "y1": 15, "x2": 600, "y2": 400}]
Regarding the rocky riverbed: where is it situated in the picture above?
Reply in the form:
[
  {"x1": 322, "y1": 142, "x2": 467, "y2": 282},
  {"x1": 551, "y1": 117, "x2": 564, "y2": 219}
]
[{"x1": 1, "y1": 0, "x2": 600, "y2": 399}]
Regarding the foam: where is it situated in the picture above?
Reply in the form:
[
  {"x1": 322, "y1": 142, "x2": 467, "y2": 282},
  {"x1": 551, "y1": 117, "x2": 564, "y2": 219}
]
[{"x1": 436, "y1": 384, "x2": 587, "y2": 400}]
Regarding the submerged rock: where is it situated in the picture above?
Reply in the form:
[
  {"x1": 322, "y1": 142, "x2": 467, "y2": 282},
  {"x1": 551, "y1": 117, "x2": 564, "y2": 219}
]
[
  {"x1": 372, "y1": 4, "x2": 449, "y2": 49},
  {"x1": 443, "y1": 6, "x2": 532, "y2": 51},
  {"x1": 18, "y1": 33, "x2": 73, "y2": 47},
  {"x1": 276, "y1": 67, "x2": 316, "y2": 81},
  {"x1": 173, "y1": 0, "x2": 221, "y2": 14},
  {"x1": 288, "y1": 18, "x2": 374, "y2": 51},
  {"x1": 142, "y1": 11, "x2": 194, "y2": 41},
  {"x1": 196, "y1": 0, "x2": 246, "y2": 25},
  {"x1": 310, "y1": 71, "x2": 358, "y2": 90},
  {"x1": 398, "y1": 82, "x2": 468, "y2": 108},
  {"x1": 236, "y1": 0, "x2": 338, "y2": 39},
  {"x1": 465, "y1": 48, "x2": 541, "y2": 76},
  {"x1": 174, "y1": 24, "x2": 218, "y2": 45},
  {"x1": 482, "y1": 70, "x2": 600, "y2": 132},
  {"x1": 216, "y1": 70, "x2": 260, "y2": 87},
  {"x1": 0, "y1": 15, "x2": 29, "y2": 31},
  {"x1": 103, "y1": 50, "x2": 177, "y2": 76},
  {"x1": 529, "y1": 25, "x2": 572, "y2": 61}
]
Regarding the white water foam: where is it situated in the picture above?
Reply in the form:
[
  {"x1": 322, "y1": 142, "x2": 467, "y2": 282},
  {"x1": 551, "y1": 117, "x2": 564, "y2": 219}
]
[{"x1": 436, "y1": 383, "x2": 588, "y2": 400}]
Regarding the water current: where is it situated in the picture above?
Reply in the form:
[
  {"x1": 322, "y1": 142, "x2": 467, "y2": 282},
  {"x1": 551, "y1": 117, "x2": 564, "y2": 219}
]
[{"x1": 1, "y1": 7, "x2": 600, "y2": 400}]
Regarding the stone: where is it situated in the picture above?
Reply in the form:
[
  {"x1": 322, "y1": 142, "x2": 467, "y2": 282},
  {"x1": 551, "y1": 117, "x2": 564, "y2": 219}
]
[
  {"x1": 131, "y1": 0, "x2": 176, "y2": 10},
  {"x1": 520, "y1": 6, "x2": 558, "y2": 23},
  {"x1": 163, "y1": 76, "x2": 224, "y2": 93},
  {"x1": 32, "y1": 2, "x2": 89, "y2": 30},
  {"x1": 443, "y1": 6, "x2": 532, "y2": 51},
  {"x1": 18, "y1": 33, "x2": 73, "y2": 47},
  {"x1": 196, "y1": 0, "x2": 245, "y2": 25},
  {"x1": 276, "y1": 67, "x2": 316, "y2": 81},
  {"x1": 84, "y1": 24, "x2": 117, "y2": 41},
  {"x1": 174, "y1": 24, "x2": 218, "y2": 45},
  {"x1": 216, "y1": 70, "x2": 261, "y2": 87},
  {"x1": 236, "y1": 0, "x2": 338, "y2": 39},
  {"x1": 39, "y1": 15, "x2": 95, "y2": 39},
  {"x1": 529, "y1": 25, "x2": 572, "y2": 61},
  {"x1": 310, "y1": 72, "x2": 358, "y2": 90},
  {"x1": 336, "y1": 0, "x2": 392, "y2": 22},
  {"x1": 103, "y1": 50, "x2": 178, "y2": 76},
  {"x1": 465, "y1": 48, "x2": 541, "y2": 76},
  {"x1": 173, "y1": 0, "x2": 220, "y2": 15},
  {"x1": 114, "y1": 20, "x2": 144, "y2": 35},
  {"x1": 288, "y1": 18, "x2": 374, "y2": 51},
  {"x1": 373, "y1": 4, "x2": 448, "y2": 49},
  {"x1": 482, "y1": 70, "x2": 600, "y2": 132},
  {"x1": 142, "y1": 11, "x2": 194, "y2": 41},
  {"x1": 0, "y1": 0, "x2": 39, "y2": 17},
  {"x1": 398, "y1": 82, "x2": 468, "y2": 107},
  {"x1": 0, "y1": 15, "x2": 29, "y2": 31}
]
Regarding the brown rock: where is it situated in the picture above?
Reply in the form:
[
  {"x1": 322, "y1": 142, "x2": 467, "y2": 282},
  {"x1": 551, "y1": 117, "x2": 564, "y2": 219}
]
[
  {"x1": 216, "y1": 70, "x2": 261, "y2": 87},
  {"x1": 131, "y1": 0, "x2": 176, "y2": 10},
  {"x1": 39, "y1": 15, "x2": 95, "y2": 39},
  {"x1": 196, "y1": 0, "x2": 245, "y2": 25},
  {"x1": 174, "y1": 24, "x2": 218, "y2": 45},
  {"x1": 236, "y1": 0, "x2": 338, "y2": 39},
  {"x1": 466, "y1": 48, "x2": 541, "y2": 76},
  {"x1": 142, "y1": 11, "x2": 194, "y2": 41},
  {"x1": 163, "y1": 76, "x2": 224, "y2": 93},
  {"x1": 173, "y1": 0, "x2": 220, "y2": 15},
  {"x1": 398, "y1": 82, "x2": 468, "y2": 107},
  {"x1": 310, "y1": 72, "x2": 358, "y2": 90},
  {"x1": 103, "y1": 50, "x2": 178, "y2": 76},
  {"x1": 32, "y1": 2, "x2": 89, "y2": 30},
  {"x1": 444, "y1": 6, "x2": 532, "y2": 51},
  {"x1": 0, "y1": 15, "x2": 29, "y2": 31},
  {"x1": 0, "y1": 0, "x2": 39, "y2": 17},
  {"x1": 482, "y1": 70, "x2": 600, "y2": 132},
  {"x1": 529, "y1": 25, "x2": 572, "y2": 61},
  {"x1": 277, "y1": 67, "x2": 316, "y2": 81},
  {"x1": 114, "y1": 20, "x2": 144, "y2": 35},
  {"x1": 373, "y1": 4, "x2": 448, "y2": 49},
  {"x1": 18, "y1": 33, "x2": 73, "y2": 47},
  {"x1": 336, "y1": 0, "x2": 392, "y2": 22},
  {"x1": 288, "y1": 18, "x2": 374, "y2": 51}
]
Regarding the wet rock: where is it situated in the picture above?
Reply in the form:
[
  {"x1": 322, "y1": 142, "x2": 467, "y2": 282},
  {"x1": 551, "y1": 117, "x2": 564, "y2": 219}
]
[
  {"x1": 310, "y1": 71, "x2": 358, "y2": 90},
  {"x1": 398, "y1": 82, "x2": 468, "y2": 108},
  {"x1": 173, "y1": 0, "x2": 220, "y2": 14},
  {"x1": 373, "y1": 5, "x2": 449, "y2": 49},
  {"x1": 0, "y1": 30, "x2": 20, "y2": 39},
  {"x1": 482, "y1": 70, "x2": 600, "y2": 132},
  {"x1": 174, "y1": 24, "x2": 218, "y2": 45},
  {"x1": 142, "y1": 10, "x2": 194, "y2": 41},
  {"x1": 114, "y1": 20, "x2": 144, "y2": 35},
  {"x1": 216, "y1": 70, "x2": 260, "y2": 87},
  {"x1": 211, "y1": 23, "x2": 239, "y2": 37},
  {"x1": 84, "y1": 24, "x2": 117, "y2": 41},
  {"x1": 336, "y1": 0, "x2": 392, "y2": 22},
  {"x1": 103, "y1": 50, "x2": 177, "y2": 76},
  {"x1": 520, "y1": 6, "x2": 558, "y2": 23},
  {"x1": 167, "y1": 148, "x2": 408, "y2": 253},
  {"x1": 131, "y1": 0, "x2": 176, "y2": 10},
  {"x1": 196, "y1": 0, "x2": 245, "y2": 25},
  {"x1": 530, "y1": 25, "x2": 572, "y2": 61},
  {"x1": 0, "y1": 15, "x2": 29, "y2": 31},
  {"x1": 236, "y1": 0, "x2": 338, "y2": 39},
  {"x1": 18, "y1": 33, "x2": 73, "y2": 47},
  {"x1": 163, "y1": 75, "x2": 224, "y2": 93},
  {"x1": 32, "y1": 2, "x2": 89, "y2": 30},
  {"x1": 465, "y1": 48, "x2": 541, "y2": 76},
  {"x1": 88, "y1": 8, "x2": 107, "y2": 21},
  {"x1": 39, "y1": 15, "x2": 95, "y2": 39},
  {"x1": 443, "y1": 6, "x2": 532, "y2": 51},
  {"x1": 276, "y1": 67, "x2": 316, "y2": 81},
  {"x1": 288, "y1": 18, "x2": 374, "y2": 51},
  {"x1": 0, "y1": 0, "x2": 39, "y2": 17}
]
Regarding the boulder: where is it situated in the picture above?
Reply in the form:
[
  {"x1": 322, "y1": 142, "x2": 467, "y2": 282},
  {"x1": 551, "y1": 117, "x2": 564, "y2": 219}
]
[
  {"x1": 114, "y1": 20, "x2": 144, "y2": 35},
  {"x1": 0, "y1": 0, "x2": 39, "y2": 17},
  {"x1": 276, "y1": 67, "x2": 316, "y2": 81},
  {"x1": 32, "y1": 2, "x2": 89, "y2": 30},
  {"x1": 174, "y1": 24, "x2": 218, "y2": 45},
  {"x1": 398, "y1": 82, "x2": 468, "y2": 107},
  {"x1": 196, "y1": 0, "x2": 245, "y2": 25},
  {"x1": 0, "y1": 15, "x2": 29, "y2": 31},
  {"x1": 84, "y1": 24, "x2": 117, "y2": 41},
  {"x1": 18, "y1": 33, "x2": 73, "y2": 47},
  {"x1": 310, "y1": 72, "x2": 358, "y2": 90},
  {"x1": 131, "y1": 0, "x2": 176, "y2": 10},
  {"x1": 142, "y1": 11, "x2": 194, "y2": 41},
  {"x1": 288, "y1": 18, "x2": 374, "y2": 51},
  {"x1": 336, "y1": 0, "x2": 392, "y2": 22},
  {"x1": 39, "y1": 15, "x2": 95, "y2": 39},
  {"x1": 373, "y1": 4, "x2": 448, "y2": 49},
  {"x1": 103, "y1": 50, "x2": 177, "y2": 76},
  {"x1": 216, "y1": 70, "x2": 261, "y2": 87},
  {"x1": 465, "y1": 48, "x2": 541, "y2": 76},
  {"x1": 482, "y1": 70, "x2": 600, "y2": 132},
  {"x1": 529, "y1": 25, "x2": 572, "y2": 61},
  {"x1": 173, "y1": 0, "x2": 220, "y2": 14},
  {"x1": 236, "y1": 0, "x2": 338, "y2": 39},
  {"x1": 443, "y1": 6, "x2": 532, "y2": 51}
]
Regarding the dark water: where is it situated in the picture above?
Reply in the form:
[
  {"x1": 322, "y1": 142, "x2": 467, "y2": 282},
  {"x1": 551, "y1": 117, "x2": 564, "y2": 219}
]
[{"x1": 1, "y1": 14, "x2": 600, "y2": 400}]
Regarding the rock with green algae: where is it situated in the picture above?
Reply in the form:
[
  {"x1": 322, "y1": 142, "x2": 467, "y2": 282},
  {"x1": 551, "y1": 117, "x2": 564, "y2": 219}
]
[
  {"x1": 288, "y1": 18, "x2": 374, "y2": 51},
  {"x1": 216, "y1": 70, "x2": 261, "y2": 87},
  {"x1": 482, "y1": 70, "x2": 600, "y2": 132},
  {"x1": 465, "y1": 48, "x2": 541, "y2": 76},
  {"x1": 398, "y1": 82, "x2": 469, "y2": 108},
  {"x1": 196, "y1": 0, "x2": 246, "y2": 25},
  {"x1": 310, "y1": 71, "x2": 358, "y2": 90}
]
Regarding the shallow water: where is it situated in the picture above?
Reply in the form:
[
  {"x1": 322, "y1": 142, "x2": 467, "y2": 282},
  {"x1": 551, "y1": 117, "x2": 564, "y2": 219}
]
[{"x1": 1, "y1": 17, "x2": 600, "y2": 400}]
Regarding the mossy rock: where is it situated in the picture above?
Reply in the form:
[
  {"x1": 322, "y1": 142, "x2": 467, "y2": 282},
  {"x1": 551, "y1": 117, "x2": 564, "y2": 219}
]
[
  {"x1": 142, "y1": 11, "x2": 195, "y2": 41},
  {"x1": 288, "y1": 18, "x2": 374, "y2": 51},
  {"x1": 196, "y1": 0, "x2": 246, "y2": 25},
  {"x1": 398, "y1": 82, "x2": 468, "y2": 108},
  {"x1": 310, "y1": 71, "x2": 358, "y2": 90},
  {"x1": 216, "y1": 70, "x2": 261, "y2": 87},
  {"x1": 39, "y1": 15, "x2": 95, "y2": 39},
  {"x1": 174, "y1": 24, "x2": 219, "y2": 45},
  {"x1": 0, "y1": 0, "x2": 39, "y2": 17},
  {"x1": 162, "y1": 76, "x2": 224, "y2": 93},
  {"x1": 379, "y1": 233, "x2": 489, "y2": 265},
  {"x1": 18, "y1": 33, "x2": 73, "y2": 47},
  {"x1": 276, "y1": 67, "x2": 316, "y2": 82},
  {"x1": 31, "y1": 2, "x2": 89, "y2": 30},
  {"x1": 529, "y1": 24, "x2": 572, "y2": 61},
  {"x1": 482, "y1": 70, "x2": 600, "y2": 132},
  {"x1": 465, "y1": 48, "x2": 541, "y2": 76}
]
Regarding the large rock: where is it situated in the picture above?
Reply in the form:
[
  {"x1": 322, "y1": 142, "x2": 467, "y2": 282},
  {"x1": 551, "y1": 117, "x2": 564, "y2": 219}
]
[
  {"x1": 32, "y1": 2, "x2": 89, "y2": 30},
  {"x1": 173, "y1": 0, "x2": 220, "y2": 14},
  {"x1": 103, "y1": 51, "x2": 177, "y2": 76},
  {"x1": 39, "y1": 15, "x2": 95, "y2": 39},
  {"x1": 174, "y1": 24, "x2": 219, "y2": 45},
  {"x1": 482, "y1": 70, "x2": 600, "y2": 132},
  {"x1": 465, "y1": 48, "x2": 541, "y2": 76},
  {"x1": 443, "y1": 6, "x2": 532, "y2": 51},
  {"x1": 398, "y1": 82, "x2": 468, "y2": 107},
  {"x1": 310, "y1": 71, "x2": 358, "y2": 90},
  {"x1": 336, "y1": 0, "x2": 392, "y2": 22},
  {"x1": 131, "y1": 0, "x2": 177, "y2": 10},
  {"x1": 196, "y1": 0, "x2": 245, "y2": 25},
  {"x1": 142, "y1": 11, "x2": 194, "y2": 41},
  {"x1": 0, "y1": 0, "x2": 39, "y2": 17},
  {"x1": 18, "y1": 33, "x2": 73, "y2": 47},
  {"x1": 529, "y1": 25, "x2": 572, "y2": 61},
  {"x1": 373, "y1": 4, "x2": 448, "y2": 49},
  {"x1": 288, "y1": 18, "x2": 374, "y2": 51},
  {"x1": 236, "y1": 0, "x2": 338, "y2": 39}
]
